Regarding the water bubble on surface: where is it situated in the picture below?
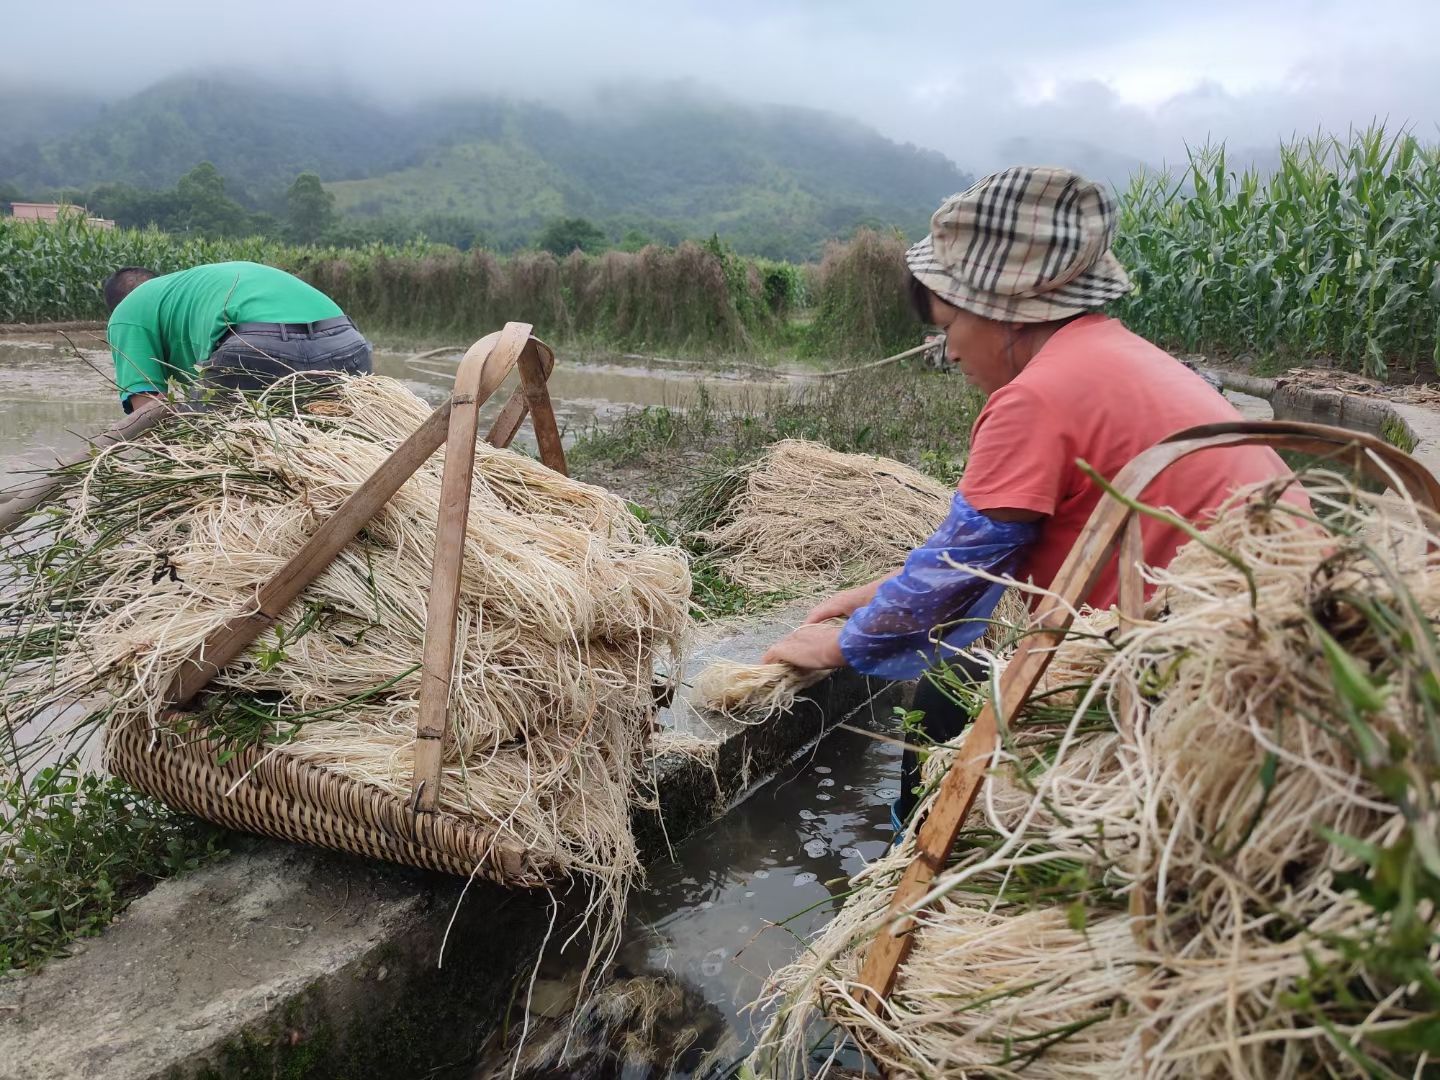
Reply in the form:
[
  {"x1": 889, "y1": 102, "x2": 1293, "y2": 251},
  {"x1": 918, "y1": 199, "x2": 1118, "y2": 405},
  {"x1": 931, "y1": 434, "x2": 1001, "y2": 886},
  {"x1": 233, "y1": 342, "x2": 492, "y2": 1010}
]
[
  {"x1": 803, "y1": 838, "x2": 828, "y2": 858},
  {"x1": 793, "y1": 872, "x2": 818, "y2": 887},
  {"x1": 798, "y1": 809, "x2": 818, "y2": 821},
  {"x1": 875, "y1": 788, "x2": 900, "y2": 801},
  {"x1": 815, "y1": 794, "x2": 832, "y2": 802},
  {"x1": 744, "y1": 891, "x2": 755, "y2": 898},
  {"x1": 840, "y1": 847, "x2": 860, "y2": 859},
  {"x1": 818, "y1": 778, "x2": 835, "y2": 788},
  {"x1": 813, "y1": 766, "x2": 832, "y2": 774},
  {"x1": 753, "y1": 869, "x2": 771, "y2": 879},
  {"x1": 702, "y1": 948, "x2": 727, "y2": 977}
]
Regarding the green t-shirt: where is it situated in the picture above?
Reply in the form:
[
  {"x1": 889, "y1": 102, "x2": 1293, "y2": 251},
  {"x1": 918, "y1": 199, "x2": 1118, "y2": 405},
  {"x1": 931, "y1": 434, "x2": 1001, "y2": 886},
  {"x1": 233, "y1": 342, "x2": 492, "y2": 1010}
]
[{"x1": 107, "y1": 261, "x2": 344, "y2": 402}]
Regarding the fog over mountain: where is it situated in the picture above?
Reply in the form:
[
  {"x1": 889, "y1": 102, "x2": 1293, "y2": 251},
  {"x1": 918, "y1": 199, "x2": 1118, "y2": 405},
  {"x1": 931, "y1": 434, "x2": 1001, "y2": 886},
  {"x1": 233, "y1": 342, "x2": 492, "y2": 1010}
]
[{"x1": 8, "y1": 0, "x2": 1440, "y2": 183}]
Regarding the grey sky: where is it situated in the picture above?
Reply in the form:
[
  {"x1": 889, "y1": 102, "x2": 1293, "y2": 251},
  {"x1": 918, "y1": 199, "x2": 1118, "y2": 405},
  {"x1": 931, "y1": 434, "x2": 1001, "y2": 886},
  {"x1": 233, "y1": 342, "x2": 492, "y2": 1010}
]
[{"x1": 11, "y1": 0, "x2": 1440, "y2": 174}]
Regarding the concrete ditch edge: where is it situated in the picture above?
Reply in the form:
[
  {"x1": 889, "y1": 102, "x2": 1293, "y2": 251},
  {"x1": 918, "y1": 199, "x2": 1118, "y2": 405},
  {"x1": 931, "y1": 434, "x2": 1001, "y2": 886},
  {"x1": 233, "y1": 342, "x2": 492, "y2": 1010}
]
[
  {"x1": 1206, "y1": 367, "x2": 1440, "y2": 477},
  {"x1": 0, "y1": 606, "x2": 904, "y2": 1080}
]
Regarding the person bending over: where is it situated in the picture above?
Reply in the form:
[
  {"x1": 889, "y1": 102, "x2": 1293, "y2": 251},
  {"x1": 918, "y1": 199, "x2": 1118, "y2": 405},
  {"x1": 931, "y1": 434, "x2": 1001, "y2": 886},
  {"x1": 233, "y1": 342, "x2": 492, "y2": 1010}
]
[{"x1": 103, "y1": 261, "x2": 372, "y2": 413}]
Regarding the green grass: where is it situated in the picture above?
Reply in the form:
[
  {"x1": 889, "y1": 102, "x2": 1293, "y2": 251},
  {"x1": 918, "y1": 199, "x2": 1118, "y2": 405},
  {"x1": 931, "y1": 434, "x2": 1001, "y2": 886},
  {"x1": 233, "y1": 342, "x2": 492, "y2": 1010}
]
[
  {"x1": 1380, "y1": 413, "x2": 1418, "y2": 453},
  {"x1": 571, "y1": 365, "x2": 980, "y2": 478},
  {"x1": 1, "y1": 761, "x2": 228, "y2": 974}
]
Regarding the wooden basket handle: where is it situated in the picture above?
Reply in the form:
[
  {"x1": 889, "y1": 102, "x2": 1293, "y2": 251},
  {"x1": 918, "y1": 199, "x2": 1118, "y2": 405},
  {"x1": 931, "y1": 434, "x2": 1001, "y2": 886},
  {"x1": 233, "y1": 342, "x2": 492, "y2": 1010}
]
[
  {"x1": 161, "y1": 322, "x2": 571, "y2": 782},
  {"x1": 856, "y1": 418, "x2": 1440, "y2": 1011},
  {"x1": 408, "y1": 324, "x2": 568, "y2": 811}
]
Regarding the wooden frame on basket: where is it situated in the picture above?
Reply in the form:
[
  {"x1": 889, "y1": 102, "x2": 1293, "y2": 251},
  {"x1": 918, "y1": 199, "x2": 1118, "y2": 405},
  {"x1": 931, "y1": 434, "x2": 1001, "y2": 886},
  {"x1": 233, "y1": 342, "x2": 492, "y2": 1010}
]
[
  {"x1": 855, "y1": 419, "x2": 1440, "y2": 1012},
  {"x1": 112, "y1": 323, "x2": 570, "y2": 870}
]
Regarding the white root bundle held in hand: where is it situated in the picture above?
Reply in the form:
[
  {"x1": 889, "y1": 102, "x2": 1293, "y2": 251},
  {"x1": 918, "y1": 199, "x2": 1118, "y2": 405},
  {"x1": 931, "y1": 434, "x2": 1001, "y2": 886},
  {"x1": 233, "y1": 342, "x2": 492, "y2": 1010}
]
[
  {"x1": 0, "y1": 377, "x2": 691, "y2": 907},
  {"x1": 690, "y1": 659, "x2": 833, "y2": 721},
  {"x1": 699, "y1": 440, "x2": 952, "y2": 592},
  {"x1": 692, "y1": 591, "x2": 1029, "y2": 722},
  {"x1": 751, "y1": 474, "x2": 1440, "y2": 1079}
]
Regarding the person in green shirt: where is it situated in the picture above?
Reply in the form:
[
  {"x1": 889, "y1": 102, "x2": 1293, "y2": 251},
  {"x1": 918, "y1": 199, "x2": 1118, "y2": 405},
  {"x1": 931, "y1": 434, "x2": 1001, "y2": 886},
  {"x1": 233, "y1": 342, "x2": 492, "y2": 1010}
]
[{"x1": 103, "y1": 261, "x2": 372, "y2": 413}]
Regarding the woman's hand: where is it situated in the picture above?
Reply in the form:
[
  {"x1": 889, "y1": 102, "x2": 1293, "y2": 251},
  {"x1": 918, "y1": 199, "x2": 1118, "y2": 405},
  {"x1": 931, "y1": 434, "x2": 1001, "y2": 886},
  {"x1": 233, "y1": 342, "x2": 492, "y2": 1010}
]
[
  {"x1": 761, "y1": 622, "x2": 845, "y2": 671},
  {"x1": 802, "y1": 576, "x2": 889, "y2": 625},
  {"x1": 802, "y1": 591, "x2": 859, "y2": 625}
]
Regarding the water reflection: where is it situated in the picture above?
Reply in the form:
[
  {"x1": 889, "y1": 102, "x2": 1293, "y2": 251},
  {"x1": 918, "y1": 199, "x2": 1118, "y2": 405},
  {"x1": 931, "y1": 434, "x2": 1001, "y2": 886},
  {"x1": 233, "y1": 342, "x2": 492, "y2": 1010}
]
[{"x1": 471, "y1": 716, "x2": 901, "y2": 1078}]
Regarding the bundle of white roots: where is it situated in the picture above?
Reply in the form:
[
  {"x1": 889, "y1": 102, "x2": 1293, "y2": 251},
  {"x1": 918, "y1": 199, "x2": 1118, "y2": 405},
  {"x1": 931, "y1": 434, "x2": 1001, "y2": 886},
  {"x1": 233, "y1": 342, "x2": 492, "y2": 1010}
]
[
  {"x1": 0, "y1": 377, "x2": 692, "y2": 928},
  {"x1": 750, "y1": 473, "x2": 1440, "y2": 1078},
  {"x1": 691, "y1": 439, "x2": 1025, "y2": 719},
  {"x1": 692, "y1": 591, "x2": 1028, "y2": 721},
  {"x1": 690, "y1": 658, "x2": 834, "y2": 720},
  {"x1": 698, "y1": 439, "x2": 954, "y2": 593}
]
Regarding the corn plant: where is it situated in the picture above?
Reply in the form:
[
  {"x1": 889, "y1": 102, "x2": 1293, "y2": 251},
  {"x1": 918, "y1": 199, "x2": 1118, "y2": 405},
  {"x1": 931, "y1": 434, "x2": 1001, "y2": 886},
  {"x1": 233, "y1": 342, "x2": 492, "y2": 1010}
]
[{"x1": 1114, "y1": 127, "x2": 1440, "y2": 380}]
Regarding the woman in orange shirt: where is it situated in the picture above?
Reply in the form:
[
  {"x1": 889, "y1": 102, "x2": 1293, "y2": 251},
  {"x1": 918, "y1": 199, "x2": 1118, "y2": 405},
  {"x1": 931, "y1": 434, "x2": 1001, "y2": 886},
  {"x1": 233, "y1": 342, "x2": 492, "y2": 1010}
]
[{"x1": 761, "y1": 166, "x2": 1298, "y2": 822}]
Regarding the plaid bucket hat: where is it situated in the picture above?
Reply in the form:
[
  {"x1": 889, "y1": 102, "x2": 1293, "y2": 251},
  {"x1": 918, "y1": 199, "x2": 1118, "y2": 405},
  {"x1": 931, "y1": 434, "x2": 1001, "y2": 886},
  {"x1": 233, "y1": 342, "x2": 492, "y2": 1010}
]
[{"x1": 906, "y1": 166, "x2": 1133, "y2": 324}]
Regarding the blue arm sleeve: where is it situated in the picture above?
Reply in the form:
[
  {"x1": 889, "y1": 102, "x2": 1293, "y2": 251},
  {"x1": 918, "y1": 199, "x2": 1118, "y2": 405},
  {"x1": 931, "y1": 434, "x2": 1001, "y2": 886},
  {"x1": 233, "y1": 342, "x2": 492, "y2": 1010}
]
[{"x1": 839, "y1": 493, "x2": 1038, "y2": 680}]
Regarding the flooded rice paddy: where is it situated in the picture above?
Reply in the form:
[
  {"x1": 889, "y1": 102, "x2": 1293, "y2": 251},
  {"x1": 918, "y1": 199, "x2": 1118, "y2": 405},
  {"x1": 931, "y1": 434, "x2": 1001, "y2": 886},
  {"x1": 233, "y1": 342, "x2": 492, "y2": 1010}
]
[{"x1": 0, "y1": 331, "x2": 779, "y2": 488}]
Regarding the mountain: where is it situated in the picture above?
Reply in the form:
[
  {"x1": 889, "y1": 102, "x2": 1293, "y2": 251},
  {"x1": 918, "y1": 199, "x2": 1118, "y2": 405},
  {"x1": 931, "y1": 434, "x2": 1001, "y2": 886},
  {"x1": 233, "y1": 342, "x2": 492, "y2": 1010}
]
[
  {"x1": 4, "y1": 77, "x2": 972, "y2": 259},
  {"x1": 0, "y1": 85, "x2": 102, "y2": 152},
  {"x1": 329, "y1": 90, "x2": 967, "y2": 257},
  {"x1": 5, "y1": 78, "x2": 429, "y2": 201}
]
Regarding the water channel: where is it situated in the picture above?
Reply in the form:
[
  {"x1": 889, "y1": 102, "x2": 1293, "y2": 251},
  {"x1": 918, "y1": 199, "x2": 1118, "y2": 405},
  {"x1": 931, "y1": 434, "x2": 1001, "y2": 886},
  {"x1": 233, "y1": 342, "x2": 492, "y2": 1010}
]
[{"x1": 468, "y1": 709, "x2": 899, "y2": 1079}]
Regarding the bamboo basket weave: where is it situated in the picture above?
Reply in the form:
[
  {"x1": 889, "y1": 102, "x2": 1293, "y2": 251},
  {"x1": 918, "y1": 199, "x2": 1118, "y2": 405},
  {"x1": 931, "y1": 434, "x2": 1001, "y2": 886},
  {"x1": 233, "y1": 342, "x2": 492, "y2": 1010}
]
[{"x1": 106, "y1": 322, "x2": 576, "y2": 879}]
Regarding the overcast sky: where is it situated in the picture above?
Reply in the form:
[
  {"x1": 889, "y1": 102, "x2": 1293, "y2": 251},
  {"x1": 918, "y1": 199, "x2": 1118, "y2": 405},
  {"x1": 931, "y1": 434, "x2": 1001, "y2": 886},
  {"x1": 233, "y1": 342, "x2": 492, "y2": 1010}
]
[{"x1": 11, "y1": 0, "x2": 1440, "y2": 175}]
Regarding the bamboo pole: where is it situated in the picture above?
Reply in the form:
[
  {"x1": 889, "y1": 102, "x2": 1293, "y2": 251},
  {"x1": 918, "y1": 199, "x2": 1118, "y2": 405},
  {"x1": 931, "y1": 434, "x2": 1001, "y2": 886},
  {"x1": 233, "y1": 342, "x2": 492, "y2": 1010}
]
[
  {"x1": 519, "y1": 342, "x2": 568, "y2": 476},
  {"x1": 483, "y1": 338, "x2": 556, "y2": 449},
  {"x1": 409, "y1": 323, "x2": 535, "y2": 812}
]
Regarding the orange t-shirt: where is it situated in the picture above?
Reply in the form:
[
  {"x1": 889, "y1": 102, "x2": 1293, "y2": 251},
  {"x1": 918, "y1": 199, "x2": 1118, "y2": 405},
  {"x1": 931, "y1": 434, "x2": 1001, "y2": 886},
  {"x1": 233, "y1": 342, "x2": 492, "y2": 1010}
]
[{"x1": 959, "y1": 315, "x2": 1297, "y2": 609}]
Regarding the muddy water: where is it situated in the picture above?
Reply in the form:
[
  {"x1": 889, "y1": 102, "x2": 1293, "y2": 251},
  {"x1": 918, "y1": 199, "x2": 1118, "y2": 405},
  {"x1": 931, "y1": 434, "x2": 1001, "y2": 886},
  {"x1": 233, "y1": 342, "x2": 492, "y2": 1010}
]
[
  {"x1": 0, "y1": 334, "x2": 778, "y2": 488},
  {"x1": 470, "y1": 712, "x2": 900, "y2": 1079}
]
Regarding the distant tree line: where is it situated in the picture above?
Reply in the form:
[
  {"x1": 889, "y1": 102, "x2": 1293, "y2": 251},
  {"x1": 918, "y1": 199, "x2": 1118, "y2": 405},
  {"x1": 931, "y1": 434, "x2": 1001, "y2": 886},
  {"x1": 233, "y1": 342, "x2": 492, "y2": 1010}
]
[{"x1": 1, "y1": 163, "x2": 689, "y2": 258}]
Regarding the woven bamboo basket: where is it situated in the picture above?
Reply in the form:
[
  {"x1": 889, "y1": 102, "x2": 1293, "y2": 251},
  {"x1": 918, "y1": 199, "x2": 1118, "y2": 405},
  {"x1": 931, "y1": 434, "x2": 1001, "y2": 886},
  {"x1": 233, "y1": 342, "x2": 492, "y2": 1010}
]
[{"x1": 105, "y1": 322, "x2": 579, "y2": 880}]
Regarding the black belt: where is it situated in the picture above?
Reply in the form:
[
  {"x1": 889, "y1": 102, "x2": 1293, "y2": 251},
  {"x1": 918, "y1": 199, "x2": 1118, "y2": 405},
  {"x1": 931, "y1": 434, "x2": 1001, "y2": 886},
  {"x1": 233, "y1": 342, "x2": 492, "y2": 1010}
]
[{"x1": 226, "y1": 316, "x2": 353, "y2": 336}]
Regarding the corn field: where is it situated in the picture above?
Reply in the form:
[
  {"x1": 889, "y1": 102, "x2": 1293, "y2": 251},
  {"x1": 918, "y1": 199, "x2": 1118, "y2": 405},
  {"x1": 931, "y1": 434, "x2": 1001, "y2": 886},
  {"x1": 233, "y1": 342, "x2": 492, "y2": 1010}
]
[
  {"x1": 7, "y1": 128, "x2": 1440, "y2": 375},
  {"x1": 0, "y1": 215, "x2": 296, "y2": 324},
  {"x1": 1114, "y1": 128, "x2": 1440, "y2": 379},
  {"x1": 0, "y1": 216, "x2": 797, "y2": 353}
]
